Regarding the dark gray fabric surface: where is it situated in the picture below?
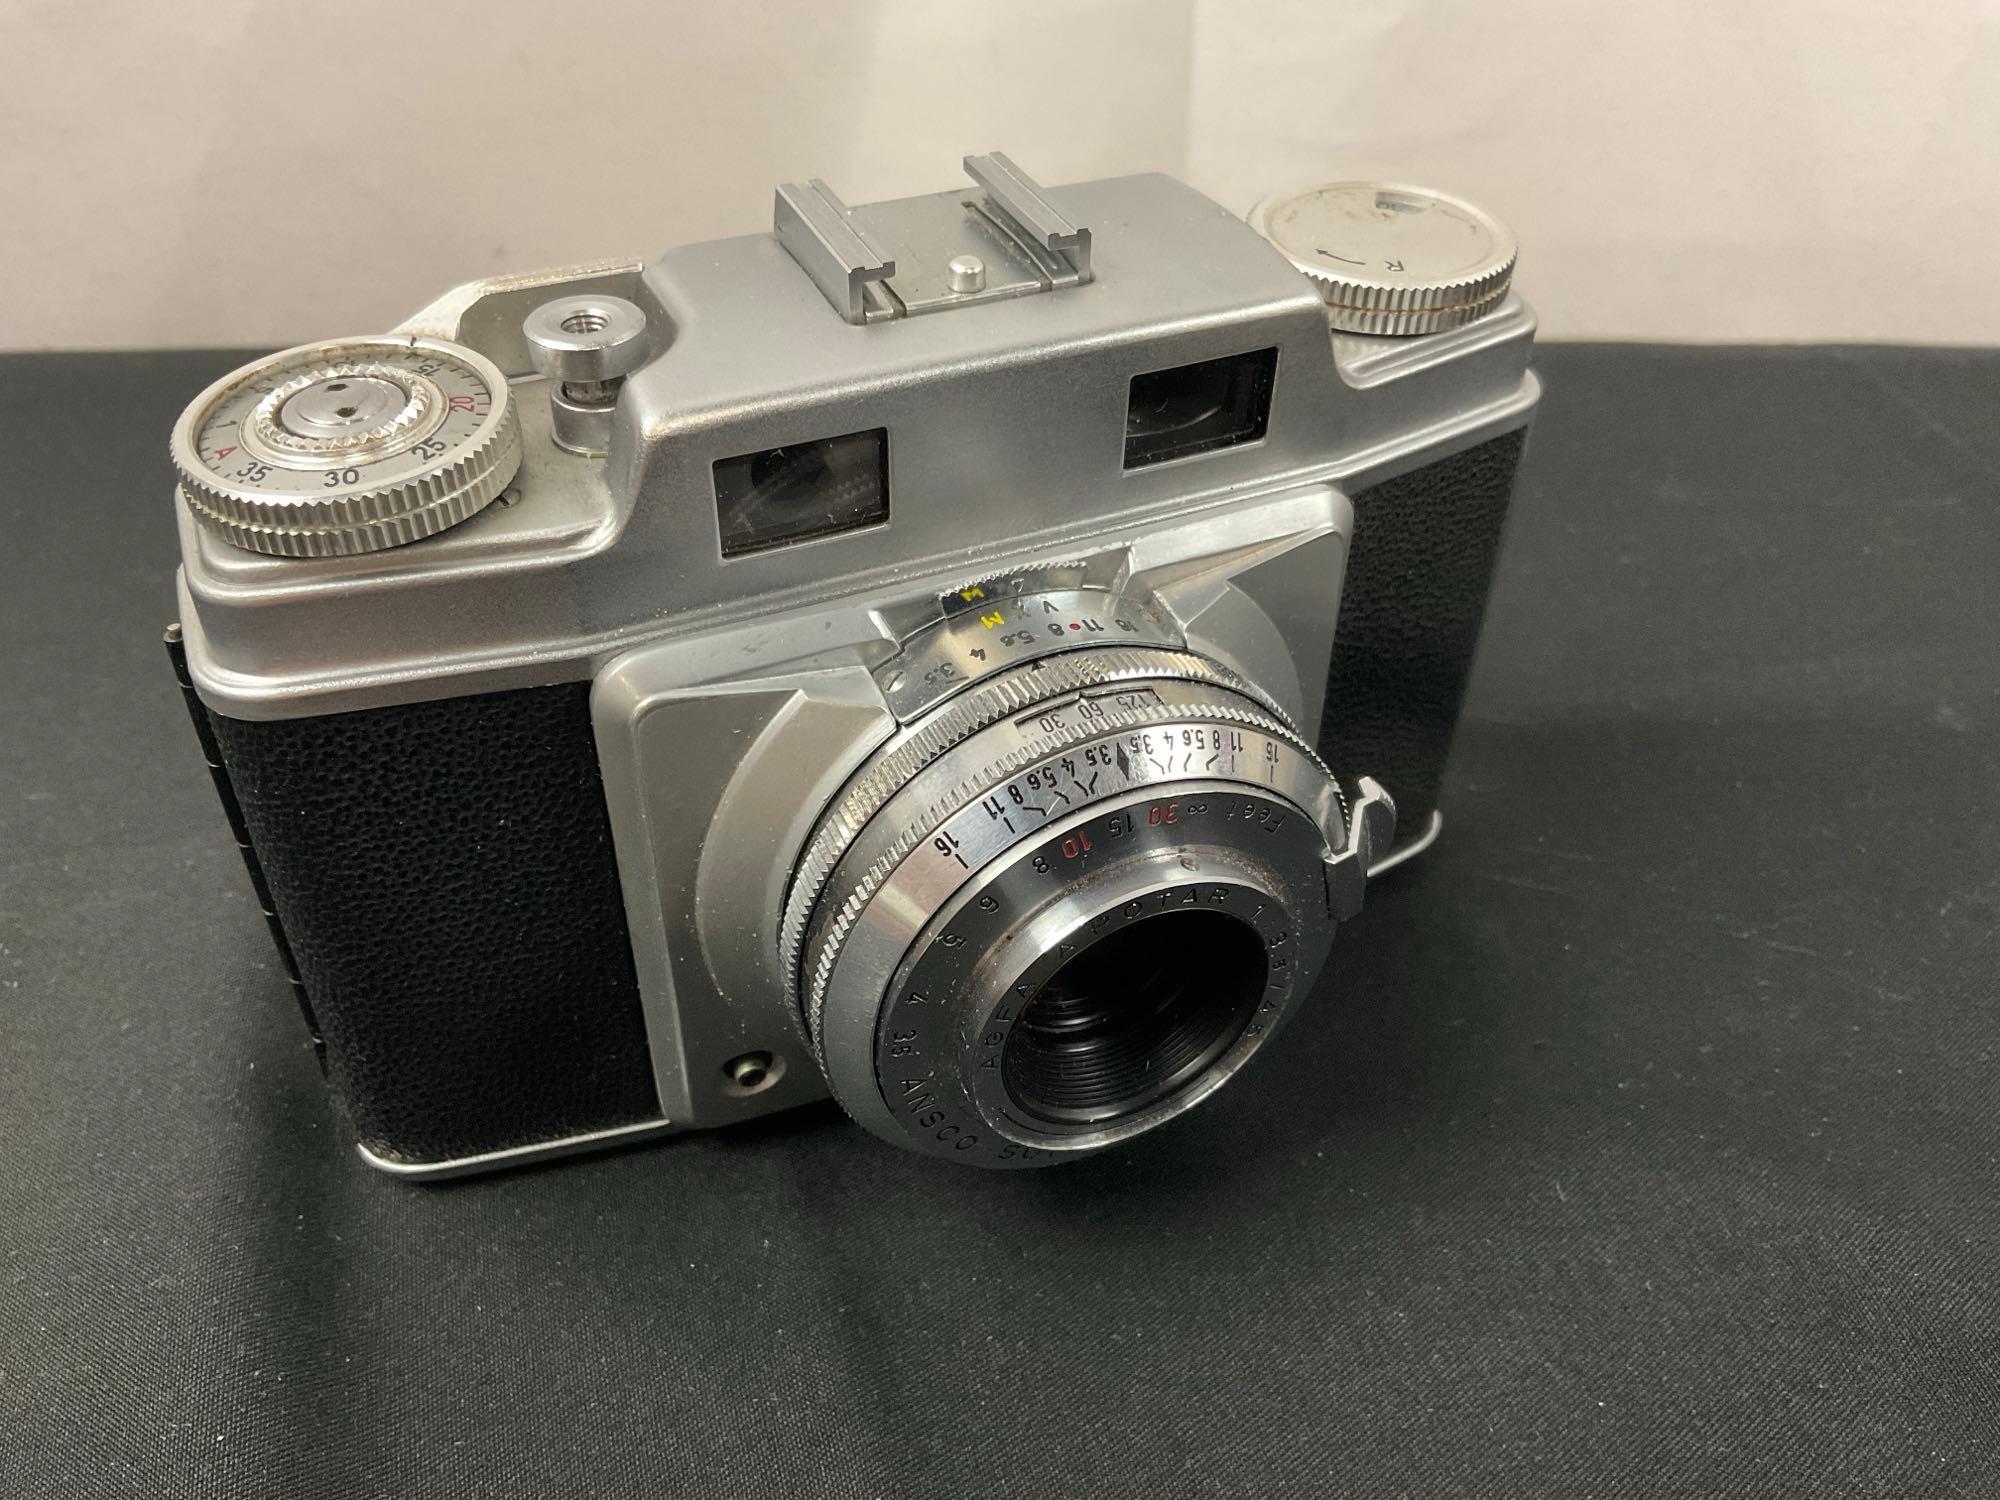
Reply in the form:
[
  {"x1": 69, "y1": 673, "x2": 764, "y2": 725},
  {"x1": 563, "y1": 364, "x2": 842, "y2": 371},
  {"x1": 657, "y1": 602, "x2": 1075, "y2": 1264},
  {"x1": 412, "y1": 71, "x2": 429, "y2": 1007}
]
[{"x1": 2, "y1": 345, "x2": 1996, "y2": 1498}]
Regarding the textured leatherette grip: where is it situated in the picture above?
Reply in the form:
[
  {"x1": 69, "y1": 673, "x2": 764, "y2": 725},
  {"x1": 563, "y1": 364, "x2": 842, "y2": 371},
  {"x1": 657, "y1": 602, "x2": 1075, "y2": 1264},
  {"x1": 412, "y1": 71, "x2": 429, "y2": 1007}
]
[
  {"x1": 165, "y1": 629, "x2": 322, "y2": 1052},
  {"x1": 193, "y1": 681, "x2": 661, "y2": 1165},
  {"x1": 1321, "y1": 428, "x2": 1528, "y2": 847}
]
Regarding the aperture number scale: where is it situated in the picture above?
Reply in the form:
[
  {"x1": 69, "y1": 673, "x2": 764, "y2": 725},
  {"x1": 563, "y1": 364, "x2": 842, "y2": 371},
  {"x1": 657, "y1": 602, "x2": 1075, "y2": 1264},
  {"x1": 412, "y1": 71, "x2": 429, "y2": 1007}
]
[{"x1": 931, "y1": 720, "x2": 1295, "y2": 861}]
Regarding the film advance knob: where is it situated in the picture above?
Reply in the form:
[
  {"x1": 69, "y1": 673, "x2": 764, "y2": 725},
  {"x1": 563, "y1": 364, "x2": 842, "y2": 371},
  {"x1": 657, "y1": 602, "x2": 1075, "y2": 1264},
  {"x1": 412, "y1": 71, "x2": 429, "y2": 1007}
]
[
  {"x1": 1248, "y1": 181, "x2": 1517, "y2": 336},
  {"x1": 169, "y1": 335, "x2": 521, "y2": 557}
]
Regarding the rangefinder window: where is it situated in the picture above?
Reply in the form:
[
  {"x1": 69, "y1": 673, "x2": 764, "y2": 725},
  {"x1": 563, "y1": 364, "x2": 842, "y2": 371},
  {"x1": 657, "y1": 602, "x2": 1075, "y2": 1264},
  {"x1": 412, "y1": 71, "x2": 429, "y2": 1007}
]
[
  {"x1": 715, "y1": 428, "x2": 889, "y2": 558},
  {"x1": 1124, "y1": 347, "x2": 1278, "y2": 469}
]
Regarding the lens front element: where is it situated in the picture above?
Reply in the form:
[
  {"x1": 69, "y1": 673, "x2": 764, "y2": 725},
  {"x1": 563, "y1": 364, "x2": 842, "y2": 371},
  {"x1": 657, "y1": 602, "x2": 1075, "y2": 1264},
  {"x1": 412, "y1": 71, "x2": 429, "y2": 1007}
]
[
  {"x1": 1002, "y1": 908, "x2": 1268, "y2": 1126},
  {"x1": 884, "y1": 789, "x2": 1326, "y2": 1164}
]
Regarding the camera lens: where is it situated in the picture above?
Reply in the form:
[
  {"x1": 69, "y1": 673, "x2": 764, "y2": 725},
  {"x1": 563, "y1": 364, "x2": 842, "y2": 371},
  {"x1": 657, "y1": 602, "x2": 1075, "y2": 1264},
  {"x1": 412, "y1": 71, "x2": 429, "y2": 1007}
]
[
  {"x1": 1001, "y1": 910, "x2": 1267, "y2": 1125},
  {"x1": 787, "y1": 642, "x2": 1353, "y2": 1167}
]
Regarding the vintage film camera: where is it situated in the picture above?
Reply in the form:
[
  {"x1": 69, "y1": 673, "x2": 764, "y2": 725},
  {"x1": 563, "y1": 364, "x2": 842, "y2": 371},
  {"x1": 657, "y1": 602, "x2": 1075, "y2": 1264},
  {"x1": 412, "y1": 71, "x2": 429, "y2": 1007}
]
[{"x1": 166, "y1": 155, "x2": 1537, "y2": 1175}]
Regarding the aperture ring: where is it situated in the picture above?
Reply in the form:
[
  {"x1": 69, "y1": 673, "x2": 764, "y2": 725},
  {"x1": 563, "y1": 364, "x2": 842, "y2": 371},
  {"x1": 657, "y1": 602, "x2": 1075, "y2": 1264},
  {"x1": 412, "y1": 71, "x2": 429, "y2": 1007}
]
[
  {"x1": 778, "y1": 646, "x2": 1295, "y2": 998},
  {"x1": 798, "y1": 683, "x2": 1342, "y2": 1052}
]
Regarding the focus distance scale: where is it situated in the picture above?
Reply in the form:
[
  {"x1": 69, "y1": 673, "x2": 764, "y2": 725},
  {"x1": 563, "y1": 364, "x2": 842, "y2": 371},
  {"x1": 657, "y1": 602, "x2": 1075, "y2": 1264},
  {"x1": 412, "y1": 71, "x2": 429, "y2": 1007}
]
[{"x1": 170, "y1": 335, "x2": 521, "y2": 557}]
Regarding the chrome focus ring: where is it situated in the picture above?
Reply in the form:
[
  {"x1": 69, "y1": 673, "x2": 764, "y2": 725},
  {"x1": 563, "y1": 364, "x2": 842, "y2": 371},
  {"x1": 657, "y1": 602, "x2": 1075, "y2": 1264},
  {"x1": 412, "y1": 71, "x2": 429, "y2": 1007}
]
[
  {"x1": 800, "y1": 680, "x2": 1328, "y2": 1046},
  {"x1": 778, "y1": 646, "x2": 1296, "y2": 1001},
  {"x1": 865, "y1": 797, "x2": 1334, "y2": 1165},
  {"x1": 795, "y1": 651, "x2": 1354, "y2": 1165}
]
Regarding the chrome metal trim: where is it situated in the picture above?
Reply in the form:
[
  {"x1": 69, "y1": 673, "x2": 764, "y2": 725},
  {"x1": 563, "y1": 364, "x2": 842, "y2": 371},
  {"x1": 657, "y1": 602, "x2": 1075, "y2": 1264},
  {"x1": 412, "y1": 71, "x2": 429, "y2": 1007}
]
[
  {"x1": 962, "y1": 152, "x2": 1092, "y2": 282},
  {"x1": 954, "y1": 856, "x2": 1308, "y2": 1157},
  {"x1": 782, "y1": 646, "x2": 1297, "y2": 1002},
  {"x1": 828, "y1": 781, "x2": 1340, "y2": 1165},
  {"x1": 1367, "y1": 809, "x2": 1444, "y2": 877},
  {"x1": 354, "y1": 1117, "x2": 677, "y2": 1181},
  {"x1": 799, "y1": 683, "x2": 1345, "y2": 1048}
]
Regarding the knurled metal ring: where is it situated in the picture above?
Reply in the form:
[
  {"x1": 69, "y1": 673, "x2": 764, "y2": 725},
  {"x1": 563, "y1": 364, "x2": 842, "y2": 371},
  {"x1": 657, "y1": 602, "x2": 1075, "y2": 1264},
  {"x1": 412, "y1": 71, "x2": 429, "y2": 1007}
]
[
  {"x1": 796, "y1": 682, "x2": 1337, "y2": 1052},
  {"x1": 240, "y1": 361, "x2": 442, "y2": 463},
  {"x1": 778, "y1": 647, "x2": 1293, "y2": 997},
  {"x1": 170, "y1": 336, "x2": 521, "y2": 557}
]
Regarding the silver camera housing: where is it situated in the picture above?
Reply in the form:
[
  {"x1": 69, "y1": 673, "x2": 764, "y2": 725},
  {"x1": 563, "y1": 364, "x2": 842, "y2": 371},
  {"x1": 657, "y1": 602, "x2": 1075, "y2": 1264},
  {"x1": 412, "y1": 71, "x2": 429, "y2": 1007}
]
[{"x1": 171, "y1": 159, "x2": 1539, "y2": 1176}]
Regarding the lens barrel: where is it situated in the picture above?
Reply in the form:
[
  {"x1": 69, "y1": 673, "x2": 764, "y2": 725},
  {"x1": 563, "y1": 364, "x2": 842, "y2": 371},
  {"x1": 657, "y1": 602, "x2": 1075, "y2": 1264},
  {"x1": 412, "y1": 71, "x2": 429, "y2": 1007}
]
[{"x1": 784, "y1": 644, "x2": 1354, "y2": 1167}]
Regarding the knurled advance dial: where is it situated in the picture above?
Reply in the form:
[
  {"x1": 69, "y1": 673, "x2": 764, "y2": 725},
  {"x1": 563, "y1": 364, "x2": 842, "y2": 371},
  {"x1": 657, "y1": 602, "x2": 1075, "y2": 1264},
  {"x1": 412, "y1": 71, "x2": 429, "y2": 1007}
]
[
  {"x1": 170, "y1": 336, "x2": 521, "y2": 557},
  {"x1": 1249, "y1": 182, "x2": 1516, "y2": 335}
]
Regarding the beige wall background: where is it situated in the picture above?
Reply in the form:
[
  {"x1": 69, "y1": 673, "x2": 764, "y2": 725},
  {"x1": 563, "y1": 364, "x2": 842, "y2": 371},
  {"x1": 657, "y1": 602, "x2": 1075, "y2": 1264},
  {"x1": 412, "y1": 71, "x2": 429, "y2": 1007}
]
[{"x1": 2, "y1": 0, "x2": 1995, "y2": 349}]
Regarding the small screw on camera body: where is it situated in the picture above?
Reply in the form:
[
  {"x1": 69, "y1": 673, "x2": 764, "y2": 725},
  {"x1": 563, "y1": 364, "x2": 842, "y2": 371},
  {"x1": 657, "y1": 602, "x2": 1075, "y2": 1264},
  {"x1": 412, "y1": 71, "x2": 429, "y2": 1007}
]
[
  {"x1": 720, "y1": 1050, "x2": 782, "y2": 1097},
  {"x1": 946, "y1": 254, "x2": 986, "y2": 294},
  {"x1": 522, "y1": 294, "x2": 654, "y2": 457}
]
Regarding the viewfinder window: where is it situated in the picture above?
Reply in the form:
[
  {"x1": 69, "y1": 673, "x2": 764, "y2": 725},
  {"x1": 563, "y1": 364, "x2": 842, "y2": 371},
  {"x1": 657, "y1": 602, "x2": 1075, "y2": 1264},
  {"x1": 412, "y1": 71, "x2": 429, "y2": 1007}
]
[
  {"x1": 714, "y1": 428, "x2": 889, "y2": 558},
  {"x1": 1124, "y1": 348, "x2": 1278, "y2": 469}
]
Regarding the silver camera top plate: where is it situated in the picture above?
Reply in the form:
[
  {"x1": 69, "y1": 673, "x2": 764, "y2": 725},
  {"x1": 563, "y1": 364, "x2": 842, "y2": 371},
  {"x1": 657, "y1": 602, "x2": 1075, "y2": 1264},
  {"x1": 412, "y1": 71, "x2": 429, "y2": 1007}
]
[{"x1": 174, "y1": 166, "x2": 1536, "y2": 723}]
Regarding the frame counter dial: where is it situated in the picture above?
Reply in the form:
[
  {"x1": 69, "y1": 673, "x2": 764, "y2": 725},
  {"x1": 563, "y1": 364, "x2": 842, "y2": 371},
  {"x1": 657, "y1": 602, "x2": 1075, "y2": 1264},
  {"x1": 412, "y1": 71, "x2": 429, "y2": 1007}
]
[
  {"x1": 170, "y1": 336, "x2": 521, "y2": 557},
  {"x1": 1249, "y1": 181, "x2": 1516, "y2": 336}
]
